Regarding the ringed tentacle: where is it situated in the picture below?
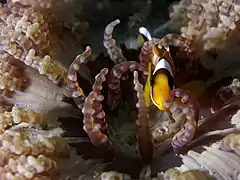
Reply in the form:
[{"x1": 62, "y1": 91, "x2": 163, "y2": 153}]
[
  {"x1": 108, "y1": 61, "x2": 144, "y2": 110},
  {"x1": 164, "y1": 89, "x2": 199, "y2": 153},
  {"x1": 82, "y1": 68, "x2": 112, "y2": 148},
  {"x1": 157, "y1": 34, "x2": 194, "y2": 54},
  {"x1": 67, "y1": 46, "x2": 91, "y2": 109},
  {"x1": 103, "y1": 19, "x2": 127, "y2": 64},
  {"x1": 139, "y1": 38, "x2": 159, "y2": 74},
  {"x1": 133, "y1": 71, "x2": 153, "y2": 164},
  {"x1": 157, "y1": 33, "x2": 197, "y2": 70}
]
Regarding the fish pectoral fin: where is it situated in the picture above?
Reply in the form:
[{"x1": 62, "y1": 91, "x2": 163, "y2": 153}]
[{"x1": 144, "y1": 62, "x2": 153, "y2": 107}]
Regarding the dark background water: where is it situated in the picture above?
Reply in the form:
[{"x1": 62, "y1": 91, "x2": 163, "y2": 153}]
[
  {"x1": 74, "y1": 0, "x2": 181, "y2": 58},
  {"x1": 82, "y1": 0, "x2": 180, "y2": 33}
]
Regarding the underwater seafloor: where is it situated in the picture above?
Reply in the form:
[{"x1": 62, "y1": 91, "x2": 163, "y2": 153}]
[{"x1": 0, "y1": 0, "x2": 240, "y2": 179}]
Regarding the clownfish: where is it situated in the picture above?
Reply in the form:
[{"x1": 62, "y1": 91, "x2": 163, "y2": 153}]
[{"x1": 139, "y1": 27, "x2": 175, "y2": 111}]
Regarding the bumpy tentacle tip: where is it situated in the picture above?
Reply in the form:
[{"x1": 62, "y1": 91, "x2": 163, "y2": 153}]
[
  {"x1": 83, "y1": 45, "x2": 92, "y2": 58},
  {"x1": 163, "y1": 101, "x2": 171, "y2": 109},
  {"x1": 181, "y1": 95, "x2": 189, "y2": 103},
  {"x1": 106, "y1": 19, "x2": 120, "y2": 31},
  {"x1": 86, "y1": 45, "x2": 91, "y2": 51},
  {"x1": 67, "y1": 46, "x2": 94, "y2": 110},
  {"x1": 100, "y1": 68, "x2": 109, "y2": 76},
  {"x1": 83, "y1": 46, "x2": 92, "y2": 59},
  {"x1": 133, "y1": 71, "x2": 138, "y2": 84},
  {"x1": 113, "y1": 19, "x2": 120, "y2": 25}
]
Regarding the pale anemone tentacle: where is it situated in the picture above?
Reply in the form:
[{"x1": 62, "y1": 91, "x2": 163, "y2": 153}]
[
  {"x1": 103, "y1": 19, "x2": 127, "y2": 64},
  {"x1": 82, "y1": 68, "x2": 113, "y2": 149},
  {"x1": 67, "y1": 46, "x2": 91, "y2": 109},
  {"x1": 139, "y1": 38, "x2": 159, "y2": 74},
  {"x1": 163, "y1": 88, "x2": 199, "y2": 153},
  {"x1": 133, "y1": 71, "x2": 153, "y2": 164}
]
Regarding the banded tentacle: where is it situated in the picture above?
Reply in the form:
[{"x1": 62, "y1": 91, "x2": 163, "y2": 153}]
[
  {"x1": 82, "y1": 68, "x2": 112, "y2": 149},
  {"x1": 108, "y1": 61, "x2": 144, "y2": 110},
  {"x1": 103, "y1": 19, "x2": 127, "y2": 64},
  {"x1": 133, "y1": 71, "x2": 153, "y2": 164},
  {"x1": 67, "y1": 46, "x2": 91, "y2": 109},
  {"x1": 163, "y1": 89, "x2": 199, "y2": 153}
]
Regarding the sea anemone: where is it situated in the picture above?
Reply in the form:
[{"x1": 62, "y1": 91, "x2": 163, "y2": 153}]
[{"x1": 0, "y1": 0, "x2": 240, "y2": 180}]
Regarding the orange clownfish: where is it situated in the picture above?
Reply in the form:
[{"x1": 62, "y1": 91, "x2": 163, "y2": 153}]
[
  {"x1": 139, "y1": 27, "x2": 175, "y2": 111},
  {"x1": 150, "y1": 50, "x2": 175, "y2": 110}
]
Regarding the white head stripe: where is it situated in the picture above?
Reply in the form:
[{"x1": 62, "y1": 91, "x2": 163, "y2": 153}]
[
  {"x1": 152, "y1": 58, "x2": 174, "y2": 77},
  {"x1": 150, "y1": 59, "x2": 175, "y2": 107}
]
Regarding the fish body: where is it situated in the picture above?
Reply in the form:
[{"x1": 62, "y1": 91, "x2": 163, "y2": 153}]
[
  {"x1": 150, "y1": 55, "x2": 175, "y2": 110},
  {"x1": 139, "y1": 27, "x2": 175, "y2": 110}
]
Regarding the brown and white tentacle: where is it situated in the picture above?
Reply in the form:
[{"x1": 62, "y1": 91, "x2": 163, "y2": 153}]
[
  {"x1": 108, "y1": 61, "x2": 144, "y2": 110},
  {"x1": 139, "y1": 38, "x2": 159, "y2": 74},
  {"x1": 163, "y1": 89, "x2": 199, "y2": 153},
  {"x1": 157, "y1": 34, "x2": 197, "y2": 68},
  {"x1": 139, "y1": 34, "x2": 195, "y2": 75},
  {"x1": 133, "y1": 71, "x2": 153, "y2": 164},
  {"x1": 67, "y1": 46, "x2": 91, "y2": 109},
  {"x1": 103, "y1": 19, "x2": 127, "y2": 64},
  {"x1": 82, "y1": 68, "x2": 112, "y2": 148},
  {"x1": 157, "y1": 34, "x2": 194, "y2": 54}
]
